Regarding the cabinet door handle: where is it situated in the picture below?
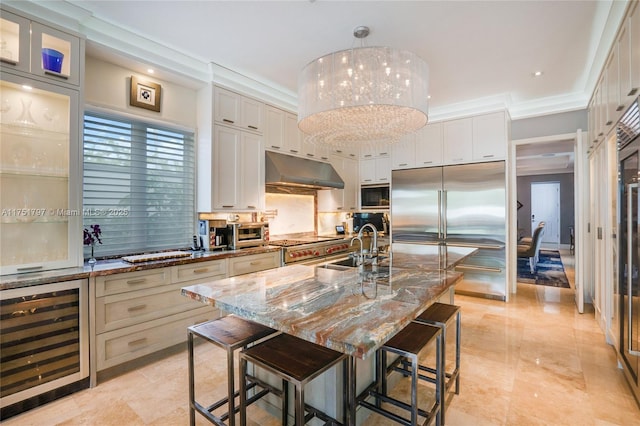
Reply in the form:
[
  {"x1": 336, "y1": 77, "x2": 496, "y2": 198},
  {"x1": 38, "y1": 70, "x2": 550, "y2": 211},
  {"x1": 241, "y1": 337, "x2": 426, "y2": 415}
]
[
  {"x1": 453, "y1": 157, "x2": 463, "y2": 161},
  {"x1": 379, "y1": 152, "x2": 388, "y2": 156},
  {"x1": 126, "y1": 278, "x2": 147, "y2": 285},
  {"x1": 628, "y1": 88, "x2": 638, "y2": 96},
  {"x1": 423, "y1": 161, "x2": 433, "y2": 164},
  {"x1": 128, "y1": 304, "x2": 147, "y2": 312},
  {"x1": 128, "y1": 338, "x2": 148, "y2": 347},
  {"x1": 246, "y1": 205, "x2": 256, "y2": 209},
  {"x1": 363, "y1": 179, "x2": 372, "y2": 182},
  {"x1": 483, "y1": 154, "x2": 495, "y2": 158},
  {"x1": 616, "y1": 105, "x2": 625, "y2": 112},
  {"x1": 17, "y1": 265, "x2": 44, "y2": 272},
  {"x1": 364, "y1": 154, "x2": 372, "y2": 158},
  {"x1": 250, "y1": 261, "x2": 261, "y2": 266},
  {"x1": 247, "y1": 125, "x2": 258, "y2": 130},
  {"x1": 605, "y1": 120, "x2": 613, "y2": 126},
  {"x1": 306, "y1": 153, "x2": 314, "y2": 157},
  {"x1": 222, "y1": 205, "x2": 235, "y2": 208},
  {"x1": 290, "y1": 149, "x2": 298, "y2": 153},
  {"x1": 223, "y1": 118, "x2": 235, "y2": 124},
  {"x1": 399, "y1": 163, "x2": 408, "y2": 166},
  {"x1": 44, "y1": 70, "x2": 69, "y2": 80},
  {"x1": 335, "y1": 150, "x2": 343, "y2": 153},
  {"x1": 193, "y1": 268, "x2": 210, "y2": 274},
  {"x1": 379, "y1": 177, "x2": 388, "y2": 181},
  {"x1": 337, "y1": 207, "x2": 343, "y2": 210},
  {"x1": 271, "y1": 145, "x2": 281, "y2": 149}
]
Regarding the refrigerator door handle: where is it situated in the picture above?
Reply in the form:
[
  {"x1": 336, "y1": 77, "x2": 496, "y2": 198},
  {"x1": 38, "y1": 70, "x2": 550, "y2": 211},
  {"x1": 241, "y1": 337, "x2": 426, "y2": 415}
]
[
  {"x1": 627, "y1": 182, "x2": 640, "y2": 356},
  {"x1": 442, "y1": 190, "x2": 448, "y2": 239}
]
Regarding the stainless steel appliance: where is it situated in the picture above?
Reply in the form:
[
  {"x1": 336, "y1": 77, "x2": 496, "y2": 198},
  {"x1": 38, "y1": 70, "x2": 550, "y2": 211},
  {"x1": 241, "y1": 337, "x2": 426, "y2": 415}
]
[
  {"x1": 1, "y1": 279, "x2": 89, "y2": 419},
  {"x1": 198, "y1": 219, "x2": 229, "y2": 250},
  {"x1": 227, "y1": 222, "x2": 270, "y2": 250},
  {"x1": 360, "y1": 184, "x2": 390, "y2": 209},
  {"x1": 270, "y1": 237, "x2": 352, "y2": 265},
  {"x1": 353, "y1": 212, "x2": 388, "y2": 234},
  {"x1": 391, "y1": 161, "x2": 507, "y2": 300},
  {"x1": 617, "y1": 96, "x2": 640, "y2": 405}
]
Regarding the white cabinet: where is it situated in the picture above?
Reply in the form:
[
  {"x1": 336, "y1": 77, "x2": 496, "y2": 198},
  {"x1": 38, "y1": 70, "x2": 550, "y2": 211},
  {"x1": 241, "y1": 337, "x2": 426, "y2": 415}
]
[
  {"x1": 92, "y1": 261, "x2": 225, "y2": 375},
  {"x1": 0, "y1": 69, "x2": 82, "y2": 274},
  {"x1": 443, "y1": 118, "x2": 473, "y2": 164},
  {"x1": 212, "y1": 125, "x2": 264, "y2": 211},
  {"x1": 619, "y1": 1, "x2": 640, "y2": 109},
  {"x1": 417, "y1": 123, "x2": 444, "y2": 167},
  {"x1": 214, "y1": 86, "x2": 264, "y2": 133},
  {"x1": 228, "y1": 251, "x2": 281, "y2": 276},
  {"x1": 360, "y1": 157, "x2": 391, "y2": 184},
  {"x1": 318, "y1": 155, "x2": 358, "y2": 212},
  {"x1": 472, "y1": 111, "x2": 507, "y2": 161},
  {"x1": 284, "y1": 112, "x2": 302, "y2": 155},
  {"x1": 1, "y1": 8, "x2": 83, "y2": 87},
  {"x1": 391, "y1": 133, "x2": 416, "y2": 169},
  {"x1": 265, "y1": 105, "x2": 285, "y2": 151}
]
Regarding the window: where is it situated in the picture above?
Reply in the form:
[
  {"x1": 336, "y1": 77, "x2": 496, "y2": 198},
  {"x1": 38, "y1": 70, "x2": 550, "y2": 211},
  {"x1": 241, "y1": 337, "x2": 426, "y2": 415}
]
[{"x1": 83, "y1": 111, "x2": 195, "y2": 258}]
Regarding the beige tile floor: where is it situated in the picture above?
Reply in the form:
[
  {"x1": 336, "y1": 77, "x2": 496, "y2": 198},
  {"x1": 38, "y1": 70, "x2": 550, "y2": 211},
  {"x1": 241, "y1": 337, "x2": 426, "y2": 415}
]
[{"x1": 4, "y1": 250, "x2": 640, "y2": 425}]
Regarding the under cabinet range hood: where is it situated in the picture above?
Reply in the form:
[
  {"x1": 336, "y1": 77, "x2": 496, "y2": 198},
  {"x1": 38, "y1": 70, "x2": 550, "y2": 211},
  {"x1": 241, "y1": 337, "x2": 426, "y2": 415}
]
[{"x1": 265, "y1": 151, "x2": 344, "y2": 190}]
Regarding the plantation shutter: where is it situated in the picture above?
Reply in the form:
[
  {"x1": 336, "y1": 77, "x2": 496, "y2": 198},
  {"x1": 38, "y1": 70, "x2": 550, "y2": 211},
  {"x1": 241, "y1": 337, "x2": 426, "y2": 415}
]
[{"x1": 83, "y1": 111, "x2": 195, "y2": 258}]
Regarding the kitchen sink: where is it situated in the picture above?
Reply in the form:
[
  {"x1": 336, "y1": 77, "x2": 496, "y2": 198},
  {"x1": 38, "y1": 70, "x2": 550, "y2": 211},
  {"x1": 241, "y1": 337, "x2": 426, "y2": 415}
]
[{"x1": 321, "y1": 258, "x2": 391, "y2": 278}]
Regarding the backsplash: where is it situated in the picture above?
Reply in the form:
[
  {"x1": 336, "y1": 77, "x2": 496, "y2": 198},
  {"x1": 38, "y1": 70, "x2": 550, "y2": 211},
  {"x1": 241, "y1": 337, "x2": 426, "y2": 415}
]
[{"x1": 265, "y1": 193, "x2": 314, "y2": 236}]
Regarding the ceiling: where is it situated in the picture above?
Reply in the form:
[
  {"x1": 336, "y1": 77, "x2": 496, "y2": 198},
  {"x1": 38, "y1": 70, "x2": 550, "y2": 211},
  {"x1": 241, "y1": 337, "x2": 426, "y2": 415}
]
[{"x1": 9, "y1": 0, "x2": 629, "y2": 175}]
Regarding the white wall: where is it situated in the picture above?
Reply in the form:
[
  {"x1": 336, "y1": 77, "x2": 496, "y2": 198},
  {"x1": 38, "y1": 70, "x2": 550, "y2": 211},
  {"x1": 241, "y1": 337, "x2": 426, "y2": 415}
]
[{"x1": 84, "y1": 56, "x2": 198, "y2": 129}]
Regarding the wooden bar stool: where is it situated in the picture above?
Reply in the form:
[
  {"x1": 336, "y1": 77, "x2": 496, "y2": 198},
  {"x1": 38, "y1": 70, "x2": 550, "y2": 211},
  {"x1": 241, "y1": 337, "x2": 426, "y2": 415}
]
[
  {"x1": 358, "y1": 322, "x2": 443, "y2": 426},
  {"x1": 239, "y1": 333, "x2": 348, "y2": 425},
  {"x1": 188, "y1": 315, "x2": 278, "y2": 426},
  {"x1": 413, "y1": 302, "x2": 461, "y2": 425}
]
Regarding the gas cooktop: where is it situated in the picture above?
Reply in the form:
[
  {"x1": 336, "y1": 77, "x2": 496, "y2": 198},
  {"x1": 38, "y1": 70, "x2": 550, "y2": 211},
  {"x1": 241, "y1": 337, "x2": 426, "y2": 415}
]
[{"x1": 269, "y1": 236, "x2": 345, "y2": 247}]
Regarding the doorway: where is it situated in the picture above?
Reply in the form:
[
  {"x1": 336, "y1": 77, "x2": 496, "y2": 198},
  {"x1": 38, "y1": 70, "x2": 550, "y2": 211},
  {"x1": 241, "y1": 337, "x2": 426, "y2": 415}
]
[{"x1": 531, "y1": 182, "x2": 561, "y2": 248}]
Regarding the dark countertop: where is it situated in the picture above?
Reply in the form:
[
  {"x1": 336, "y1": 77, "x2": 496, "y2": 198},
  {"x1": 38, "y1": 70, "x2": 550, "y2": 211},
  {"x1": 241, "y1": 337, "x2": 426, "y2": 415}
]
[{"x1": 0, "y1": 245, "x2": 282, "y2": 291}]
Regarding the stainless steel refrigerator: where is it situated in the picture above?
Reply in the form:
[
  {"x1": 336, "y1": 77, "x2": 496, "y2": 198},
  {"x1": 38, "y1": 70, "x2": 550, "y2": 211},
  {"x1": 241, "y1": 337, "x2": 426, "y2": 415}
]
[{"x1": 391, "y1": 161, "x2": 507, "y2": 300}]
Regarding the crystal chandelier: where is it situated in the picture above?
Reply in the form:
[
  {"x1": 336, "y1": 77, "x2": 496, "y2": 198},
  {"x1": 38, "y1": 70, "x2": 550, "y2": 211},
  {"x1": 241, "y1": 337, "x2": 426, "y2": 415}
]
[{"x1": 298, "y1": 26, "x2": 429, "y2": 147}]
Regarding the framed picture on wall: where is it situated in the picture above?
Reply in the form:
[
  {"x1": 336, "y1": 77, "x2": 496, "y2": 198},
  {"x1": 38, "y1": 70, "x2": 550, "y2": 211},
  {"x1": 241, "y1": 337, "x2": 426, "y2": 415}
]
[{"x1": 130, "y1": 76, "x2": 161, "y2": 112}]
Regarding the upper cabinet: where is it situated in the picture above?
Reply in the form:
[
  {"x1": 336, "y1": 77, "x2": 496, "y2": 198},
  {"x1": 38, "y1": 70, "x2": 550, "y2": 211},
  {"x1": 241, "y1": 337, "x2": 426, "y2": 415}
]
[
  {"x1": 1, "y1": 9, "x2": 82, "y2": 87},
  {"x1": 589, "y1": 0, "x2": 640, "y2": 146},
  {"x1": 472, "y1": 111, "x2": 507, "y2": 161},
  {"x1": 214, "y1": 86, "x2": 264, "y2": 133},
  {"x1": 392, "y1": 112, "x2": 507, "y2": 170},
  {"x1": 443, "y1": 118, "x2": 473, "y2": 164}
]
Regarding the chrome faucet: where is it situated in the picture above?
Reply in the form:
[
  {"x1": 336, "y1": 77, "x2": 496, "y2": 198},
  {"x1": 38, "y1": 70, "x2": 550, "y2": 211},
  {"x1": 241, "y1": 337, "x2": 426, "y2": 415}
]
[
  {"x1": 349, "y1": 236, "x2": 364, "y2": 266},
  {"x1": 357, "y1": 223, "x2": 379, "y2": 266}
]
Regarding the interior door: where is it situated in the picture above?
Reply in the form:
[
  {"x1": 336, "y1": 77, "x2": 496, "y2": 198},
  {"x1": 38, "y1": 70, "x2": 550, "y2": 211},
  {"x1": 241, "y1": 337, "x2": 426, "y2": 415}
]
[{"x1": 530, "y1": 182, "x2": 560, "y2": 247}]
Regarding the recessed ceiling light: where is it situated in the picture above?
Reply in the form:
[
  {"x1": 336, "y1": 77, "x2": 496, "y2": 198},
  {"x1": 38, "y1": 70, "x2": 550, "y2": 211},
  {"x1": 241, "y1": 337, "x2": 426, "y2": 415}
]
[
  {"x1": 147, "y1": 68, "x2": 154, "y2": 74},
  {"x1": 22, "y1": 85, "x2": 32, "y2": 90},
  {"x1": 532, "y1": 71, "x2": 544, "y2": 77}
]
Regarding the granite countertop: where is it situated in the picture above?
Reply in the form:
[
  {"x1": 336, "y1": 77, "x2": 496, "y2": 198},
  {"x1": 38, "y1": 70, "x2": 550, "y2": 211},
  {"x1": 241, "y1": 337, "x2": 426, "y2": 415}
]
[
  {"x1": 181, "y1": 263, "x2": 462, "y2": 360},
  {"x1": 0, "y1": 245, "x2": 282, "y2": 291}
]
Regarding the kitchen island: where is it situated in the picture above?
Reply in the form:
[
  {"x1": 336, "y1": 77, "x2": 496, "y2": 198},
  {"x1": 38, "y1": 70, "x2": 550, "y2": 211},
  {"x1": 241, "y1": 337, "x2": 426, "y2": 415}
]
[{"x1": 181, "y1": 243, "x2": 475, "y2": 424}]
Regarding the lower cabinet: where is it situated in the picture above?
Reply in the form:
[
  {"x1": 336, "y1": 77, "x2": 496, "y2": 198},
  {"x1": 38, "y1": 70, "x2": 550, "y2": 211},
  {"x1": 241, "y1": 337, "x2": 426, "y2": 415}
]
[
  {"x1": 91, "y1": 259, "x2": 227, "y2": 380},
  {"x1": 90, "y1": 252, "x2": 282, "y2": 383},
  {"x1": 228, "y1": 251, "x2": 281, "y2": 276}
]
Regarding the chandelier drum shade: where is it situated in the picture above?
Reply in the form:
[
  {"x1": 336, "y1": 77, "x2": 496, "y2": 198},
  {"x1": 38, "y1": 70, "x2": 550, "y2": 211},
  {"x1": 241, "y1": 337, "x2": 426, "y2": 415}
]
[{"x1": 298, "y1": 30, "x2": 429, "y2": 147}]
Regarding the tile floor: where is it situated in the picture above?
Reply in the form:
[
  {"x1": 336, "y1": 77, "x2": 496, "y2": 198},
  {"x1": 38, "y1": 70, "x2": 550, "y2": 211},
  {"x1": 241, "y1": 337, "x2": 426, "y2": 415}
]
[{"x1": 4, "y1": 250, "x2": 640, "y2": 425}]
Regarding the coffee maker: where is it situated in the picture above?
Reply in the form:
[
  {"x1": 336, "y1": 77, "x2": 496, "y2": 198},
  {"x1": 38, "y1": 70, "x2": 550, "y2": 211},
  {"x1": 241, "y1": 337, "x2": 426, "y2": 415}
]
[{"x1": 198, "y1": 219, "x2": 229, "y2": 251}]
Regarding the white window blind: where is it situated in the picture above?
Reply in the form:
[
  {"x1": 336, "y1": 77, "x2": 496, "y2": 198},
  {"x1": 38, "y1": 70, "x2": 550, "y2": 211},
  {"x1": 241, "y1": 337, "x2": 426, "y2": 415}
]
[{"x1": 83, "y1": 111, "x2": 195, "y2": 258}]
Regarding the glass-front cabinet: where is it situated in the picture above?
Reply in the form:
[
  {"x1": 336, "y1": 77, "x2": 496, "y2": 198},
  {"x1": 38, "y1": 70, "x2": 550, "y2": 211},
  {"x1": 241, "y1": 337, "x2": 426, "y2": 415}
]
[
  {"x1": 1, "y1": 9, "x2": 82, "y2": 86},
  {"x1": 0, "y1": 71, "x2": 81, "y2": 275}
]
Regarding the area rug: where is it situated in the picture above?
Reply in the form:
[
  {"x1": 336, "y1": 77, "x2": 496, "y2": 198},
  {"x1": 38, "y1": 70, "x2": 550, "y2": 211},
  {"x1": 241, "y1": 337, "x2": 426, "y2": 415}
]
[{"x1": 517, "y1": 250, "x2": 570, "y2": 288}]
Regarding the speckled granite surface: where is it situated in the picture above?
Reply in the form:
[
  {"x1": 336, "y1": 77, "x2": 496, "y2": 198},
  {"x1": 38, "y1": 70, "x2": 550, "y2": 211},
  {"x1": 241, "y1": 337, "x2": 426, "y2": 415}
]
[
  {"x1": 182, "y1": 263, "x2": 463, "y2": 359},
  {"x1": 0, "y1": 246, "x2": 282, "y2": 290}
]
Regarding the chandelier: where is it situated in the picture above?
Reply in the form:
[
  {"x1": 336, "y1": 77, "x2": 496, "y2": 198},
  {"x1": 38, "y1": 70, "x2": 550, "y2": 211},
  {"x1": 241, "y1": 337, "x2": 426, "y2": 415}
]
[{"x1": 298, "y1": 26, "x2": 429, "y2": 147}]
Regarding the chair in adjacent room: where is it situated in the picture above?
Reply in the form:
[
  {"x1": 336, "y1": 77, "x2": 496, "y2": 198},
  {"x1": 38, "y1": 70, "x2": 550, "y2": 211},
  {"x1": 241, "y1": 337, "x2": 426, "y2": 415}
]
[{"x1": 517, "y1": 222, "x2": 545, "y2": 273}]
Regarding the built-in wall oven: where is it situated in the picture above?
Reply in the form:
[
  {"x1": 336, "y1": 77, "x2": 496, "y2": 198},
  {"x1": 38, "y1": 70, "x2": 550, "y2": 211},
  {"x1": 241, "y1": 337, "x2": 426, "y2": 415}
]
[{"x1": 617, "y1": 95, "x2": 640, "y2": 406}]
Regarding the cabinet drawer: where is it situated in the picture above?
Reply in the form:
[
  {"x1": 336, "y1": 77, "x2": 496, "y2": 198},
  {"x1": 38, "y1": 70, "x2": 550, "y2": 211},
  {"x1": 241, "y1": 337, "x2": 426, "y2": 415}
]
[
  {"x1": 95, "y1": 283, "x2": 205, "y2": 333},
  {"x1": 171, "y1": 259, "x2": 227, "y2": 282},
  {"x1": 95, "y1": 269, "x2": 171, "y2": 297},
  {"x1": 96, "y1": 306, "x2": 217, "y2": 371},
  {"x1": 228, "y1": 251, "x2": 281, "y2": 276}
]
